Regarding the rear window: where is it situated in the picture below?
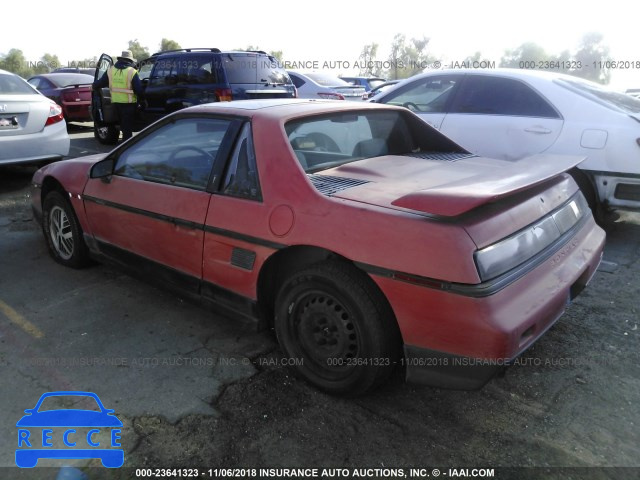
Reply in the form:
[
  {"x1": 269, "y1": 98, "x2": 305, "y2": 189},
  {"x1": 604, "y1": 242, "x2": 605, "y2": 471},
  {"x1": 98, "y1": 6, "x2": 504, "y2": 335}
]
[
  {"x1": 224, "y1": 53, "x2": 290, "y2": 85},
  {"x1": 47, "y1": 74, "x2": 94, "y2": 87},
  {"x1": 0, "y1": 73, "x2": 37, "y2": 95},
  {"x1": 556, "y1": 78, "x2": 640, "y2": 114},
  {"x1": 285, "y1": 110, "x2": 462, "y2": 173},
  {"x1": 306, "y1": 73, "x2": 351, "y2": 87}
]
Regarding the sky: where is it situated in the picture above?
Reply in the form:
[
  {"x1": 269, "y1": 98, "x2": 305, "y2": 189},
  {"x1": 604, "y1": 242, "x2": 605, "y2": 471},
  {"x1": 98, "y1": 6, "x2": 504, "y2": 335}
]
[{"x1": 3, "y1": 0, "x2": 640, "y2": 90}]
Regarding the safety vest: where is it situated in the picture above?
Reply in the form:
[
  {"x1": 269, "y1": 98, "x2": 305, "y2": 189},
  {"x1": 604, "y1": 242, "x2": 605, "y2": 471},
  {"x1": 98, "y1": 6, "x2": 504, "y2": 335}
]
[{"x1": 107, "y1": 66, "x2": 137, "y2": 103}]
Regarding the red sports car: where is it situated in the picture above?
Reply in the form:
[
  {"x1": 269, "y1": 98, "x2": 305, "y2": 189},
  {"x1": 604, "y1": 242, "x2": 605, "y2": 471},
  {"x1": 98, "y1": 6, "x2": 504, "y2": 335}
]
[{"x1": 31, "y1": 99, "x2": 605, "y2": 395}]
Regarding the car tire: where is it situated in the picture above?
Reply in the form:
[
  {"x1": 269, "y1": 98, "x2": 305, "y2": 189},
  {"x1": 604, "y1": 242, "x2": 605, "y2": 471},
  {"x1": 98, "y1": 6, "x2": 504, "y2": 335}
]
[
  {"x1": 42, "y1": 191, "x2": 90, "y2": 268},
  {"x1": 94, "y1": 122, "x2": 120, "y2": 145},
  {"x1": 274, "y1": 260, "x2": 401, "y2": 395}
]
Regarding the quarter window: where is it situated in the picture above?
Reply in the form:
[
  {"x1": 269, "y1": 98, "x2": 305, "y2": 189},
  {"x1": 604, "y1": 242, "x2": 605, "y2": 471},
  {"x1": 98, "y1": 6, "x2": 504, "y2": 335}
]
[
  {"x1": 114, "y1": 117, "x2": 231, "y2": 190},
  {"x1": 451, "y1": 76, "x2": 559, "y2": 118},
  {"x1": 222, "y1": 123, "x2": 262, "y2": 200}
]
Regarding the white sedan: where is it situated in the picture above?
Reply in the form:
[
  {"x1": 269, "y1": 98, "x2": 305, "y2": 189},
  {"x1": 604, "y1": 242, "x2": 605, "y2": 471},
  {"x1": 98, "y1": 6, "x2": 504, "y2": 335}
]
[
  {"x1": 0, "y1": 69, "x2": 69, "y2": 166},
  {"x1": 288, "y1": 71, "x2": 366, "y2": 101},
  {"x1": 372, "y1": 68, "x2": 640, "y2": 214}
]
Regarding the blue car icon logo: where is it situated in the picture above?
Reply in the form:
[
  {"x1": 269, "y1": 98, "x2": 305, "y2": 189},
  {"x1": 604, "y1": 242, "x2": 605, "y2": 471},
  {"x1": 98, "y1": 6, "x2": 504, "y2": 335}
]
[{"x1": 16, "y1": 391, "x2": 123, "y2": 468}]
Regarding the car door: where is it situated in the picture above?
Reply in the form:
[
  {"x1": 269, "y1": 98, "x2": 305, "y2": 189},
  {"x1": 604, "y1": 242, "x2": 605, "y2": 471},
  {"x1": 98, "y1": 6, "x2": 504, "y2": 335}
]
[
  {"x1": 82, "y1": 115, "x2": 236, "y2": 292},
  {"x1": 440, "y1": 74, "x2": 564, "y2": 160},
  {"x1": 201, "y1": 121, "x2": 272, "y2": 310},
  {"x1": 143, "y1": 55, "x2": 179, "y2": 121},
  {"x1": 92, "y1": 53, "x2": 116, "y2": 125},
  {"x1": 374, "y1": 74, "x2": 461, "y2": 129}
]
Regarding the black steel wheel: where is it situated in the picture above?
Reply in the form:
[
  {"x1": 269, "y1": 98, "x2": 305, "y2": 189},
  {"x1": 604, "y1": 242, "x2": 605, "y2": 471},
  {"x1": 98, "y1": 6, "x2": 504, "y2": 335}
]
[
  {"x1": 42, "y1": 191, "x2": 90, "y2": 268},
  {"x1": 275, "y1": 261, "x2": 400, "y2": 395}
]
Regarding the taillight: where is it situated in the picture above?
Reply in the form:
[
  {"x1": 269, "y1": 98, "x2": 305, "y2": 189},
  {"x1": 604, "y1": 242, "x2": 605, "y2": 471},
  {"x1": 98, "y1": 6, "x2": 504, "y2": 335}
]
[
  {"x1": 317, "y1": 92, "x2": 345, "y2": 100},
  {"x1": 45, "y1": 103, "x2": 64, "y2": 126},
  {"x1": 215, "y1": 88, "x2": 233, "y2": 102}
]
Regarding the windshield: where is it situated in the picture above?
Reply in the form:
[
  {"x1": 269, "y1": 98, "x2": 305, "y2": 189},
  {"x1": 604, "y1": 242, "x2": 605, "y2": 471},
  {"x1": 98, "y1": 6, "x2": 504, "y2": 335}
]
[
  {"x1": 306, "y1": 73, "x2": 351, "y2": 87},
  {"x1": 556, "y1": 78, "x2": 640, "y2": 114},
  {"x1": 0, "y1": 73, "x2": 37, "y2": 95}
]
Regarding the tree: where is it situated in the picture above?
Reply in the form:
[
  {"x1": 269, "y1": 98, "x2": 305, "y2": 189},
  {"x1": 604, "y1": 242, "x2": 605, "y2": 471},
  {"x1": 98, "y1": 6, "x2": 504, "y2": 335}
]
[
  {"x1": 33, "y1": 53, "x2": 61, "y2": 74},
  {"x1": 386, "y1": 34, "x2": 437, "y2": 80},
  {"x1": 0, "y1": 49, "x2": 32, "y2": 77},
  {"x1": 357, "y1": 43, "x2": 382, "y2": 77},
  {"x1": 238, "y1": 45, "x2": 284, "y2": 63},
  {"x1": 160, "y1": 38, "x2": 181, "y2": 52},
  {"x1": 573, "y1": 32, "x2": 610, "y2": 84},
  {"x1": 127, "y1": 39, "x2": 150, "y2": 61},
  {"x1": 500, "y1": 42, "x2": 550, "y2": 68}
]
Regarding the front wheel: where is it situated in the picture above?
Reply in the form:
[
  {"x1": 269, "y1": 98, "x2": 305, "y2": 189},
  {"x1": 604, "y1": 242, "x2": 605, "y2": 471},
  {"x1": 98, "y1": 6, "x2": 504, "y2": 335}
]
[
  {"x1": 42, "y1": 191, "x2": 90, "y2": 268},
  {"x1": 275, "y1": 261, "x2": 401, "y2": 395},
  {"x1": 94, "y1": 122, "x2": 120, "y2": 145}
]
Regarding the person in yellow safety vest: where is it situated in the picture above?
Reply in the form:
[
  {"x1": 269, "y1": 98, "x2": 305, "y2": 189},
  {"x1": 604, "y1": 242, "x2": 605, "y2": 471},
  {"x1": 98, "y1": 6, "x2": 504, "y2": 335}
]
[{"x1": 93, "y1": 50, "x2": 144, "y2": 142}]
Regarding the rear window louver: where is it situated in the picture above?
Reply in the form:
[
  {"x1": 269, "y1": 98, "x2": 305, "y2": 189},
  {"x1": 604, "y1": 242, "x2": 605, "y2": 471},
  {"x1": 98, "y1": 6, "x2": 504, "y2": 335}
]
[
  {"x1": 308, "y1": 174, "x2": 370, "y2": 196},
  {"x1": 404, "y1": 152, "x2": 477, "y2": 161}
]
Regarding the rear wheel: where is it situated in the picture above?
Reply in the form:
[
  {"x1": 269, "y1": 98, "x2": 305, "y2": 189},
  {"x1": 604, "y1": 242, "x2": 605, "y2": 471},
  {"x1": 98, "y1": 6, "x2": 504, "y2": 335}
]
[
  {"x1": 94, "y1": 122, "x2": 120, "y2": 144},
  {"x1": 42, "y1": 191, "x2": 90, "y2": 268},
  {"x1": 274, "y1": 261, "x2": 401, "y2": 395}
]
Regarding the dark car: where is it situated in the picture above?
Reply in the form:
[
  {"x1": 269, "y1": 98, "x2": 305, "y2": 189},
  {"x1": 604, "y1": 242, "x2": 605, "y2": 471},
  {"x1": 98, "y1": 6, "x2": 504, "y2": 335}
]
[
  {"x1": 28, "y1": 73, "x2": 93, "y2": 123},
  {"x1": 92, "y1": 48, "x2": 296, "y2": 144},
  {"x1": 340, "y1": 76, "x2": 386, "y2": 92},
  {"x1": 54, "y1": 67, "x2": 97, "y2": 76}
]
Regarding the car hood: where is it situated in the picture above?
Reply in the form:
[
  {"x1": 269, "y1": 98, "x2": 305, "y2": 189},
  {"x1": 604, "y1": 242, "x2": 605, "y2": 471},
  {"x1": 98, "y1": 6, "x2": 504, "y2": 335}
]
[
  {"x1": 320, "y1": 153, "x2": 585, "y2": 217},
  {"x1": 16, "y1": 410, "x2": 123, "y2": 427}
]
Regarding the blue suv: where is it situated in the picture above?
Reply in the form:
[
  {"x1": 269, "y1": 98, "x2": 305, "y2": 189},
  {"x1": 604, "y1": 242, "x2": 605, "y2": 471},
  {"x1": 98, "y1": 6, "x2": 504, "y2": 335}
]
[{"x1": 93, "y1": 49, "x2": 296, "y2": 144}]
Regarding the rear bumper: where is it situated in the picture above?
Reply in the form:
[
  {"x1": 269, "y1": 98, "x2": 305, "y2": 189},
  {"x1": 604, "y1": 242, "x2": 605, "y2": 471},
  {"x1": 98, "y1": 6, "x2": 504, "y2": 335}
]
[
  {"x1": 372, "y1": 216, "x2": 605, "y2": 389},
  {"x1": 0, "y1": 121, "x2": 69, "y2": 165}
]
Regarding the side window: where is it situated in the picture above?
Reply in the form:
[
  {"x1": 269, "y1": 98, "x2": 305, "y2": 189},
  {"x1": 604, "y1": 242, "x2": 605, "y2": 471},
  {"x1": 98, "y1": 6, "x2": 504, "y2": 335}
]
[
  {"x1": 28, "y1": 78, "x2": 41, "y2": 89},
  {"x1": 451, "y1": 76, "x2": 559, "y2": 118},
  {"x1": 382, "y1": 75, "x2": 459, "y2": 113},
  {"x1": 290, "y1": 74, "x2": 305, "y2": 89},
  {"x1": 114, "y1": 117, "x2": 231, "y2": 190},
  {"x1": 222, "y1": 123, "x2": 262, "y2": 201},
  {"x1": 180, "y1": 55, "x2": 218, "y2": 85},
  {"x1": 149, "y1": 56, "x2": 178, "y2": 86}
]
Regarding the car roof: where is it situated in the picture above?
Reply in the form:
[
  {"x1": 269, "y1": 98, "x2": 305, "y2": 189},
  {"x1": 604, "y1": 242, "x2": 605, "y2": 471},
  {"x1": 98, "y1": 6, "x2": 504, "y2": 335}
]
[{"x1": 185, "y1": 98, "x2": 402, "y2": 119}]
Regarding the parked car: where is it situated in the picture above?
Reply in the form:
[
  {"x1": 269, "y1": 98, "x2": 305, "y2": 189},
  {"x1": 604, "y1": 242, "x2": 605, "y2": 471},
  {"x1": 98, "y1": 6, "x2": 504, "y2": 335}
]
[
  {"x1": 288, "y1": 71, "x2": 366, "y2": 101},
  {"x1": 340, "y1": 76, "x2": 386, "y2": 91},
  {"x1": 372, "y1": 68, "x2": 640, "y2": 216},
  {"x1": 92, "y1": 48, "x2": 296, "y2": 144},
  {"x1": 0, "y1": 69, "x2": 69, "y2": 166},
  {"x1": 626, "y1": 89, "x2": 640, "y2": 100},
  {"x1": 31, "y1": 99, "x2": 604, "y2": 395},
  {"x1": 365, "y1": 79, "x2": 400, "y2": 99},
  {"x1": 28, "y1": 73, "x2": 93, "y2": 123},
  {"x1": 54, "y1": 67, "x2": 97, "y2": 76}
]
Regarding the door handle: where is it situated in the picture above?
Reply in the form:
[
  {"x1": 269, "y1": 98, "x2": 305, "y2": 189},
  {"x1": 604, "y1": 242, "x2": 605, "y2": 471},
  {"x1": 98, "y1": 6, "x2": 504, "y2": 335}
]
[{"x1": 524, "y1": 126, "x2": 552, "y2": 134}]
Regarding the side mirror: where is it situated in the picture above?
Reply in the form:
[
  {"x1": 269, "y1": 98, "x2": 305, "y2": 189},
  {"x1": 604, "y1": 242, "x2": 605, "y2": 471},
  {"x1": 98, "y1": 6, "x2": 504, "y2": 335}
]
[{"x1": 90, "y1": 157, "x2": 115, "y2": 180}]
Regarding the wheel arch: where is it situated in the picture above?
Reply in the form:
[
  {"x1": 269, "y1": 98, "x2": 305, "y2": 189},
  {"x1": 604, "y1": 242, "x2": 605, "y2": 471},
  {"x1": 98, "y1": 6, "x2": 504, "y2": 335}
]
[
  {"x1": 40, "y1": 175, "x2": 67, "y2": 207},
  {"x1": 256, "y1": 245, "x2": 399, "y2": 333}
]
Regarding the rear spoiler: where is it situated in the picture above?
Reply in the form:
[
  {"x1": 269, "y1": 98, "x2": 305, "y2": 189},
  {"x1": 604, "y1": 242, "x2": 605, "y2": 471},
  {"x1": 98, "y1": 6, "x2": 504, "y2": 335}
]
[{"x1": 391, "y1": 154, "x2": 585, "y2": 217}]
